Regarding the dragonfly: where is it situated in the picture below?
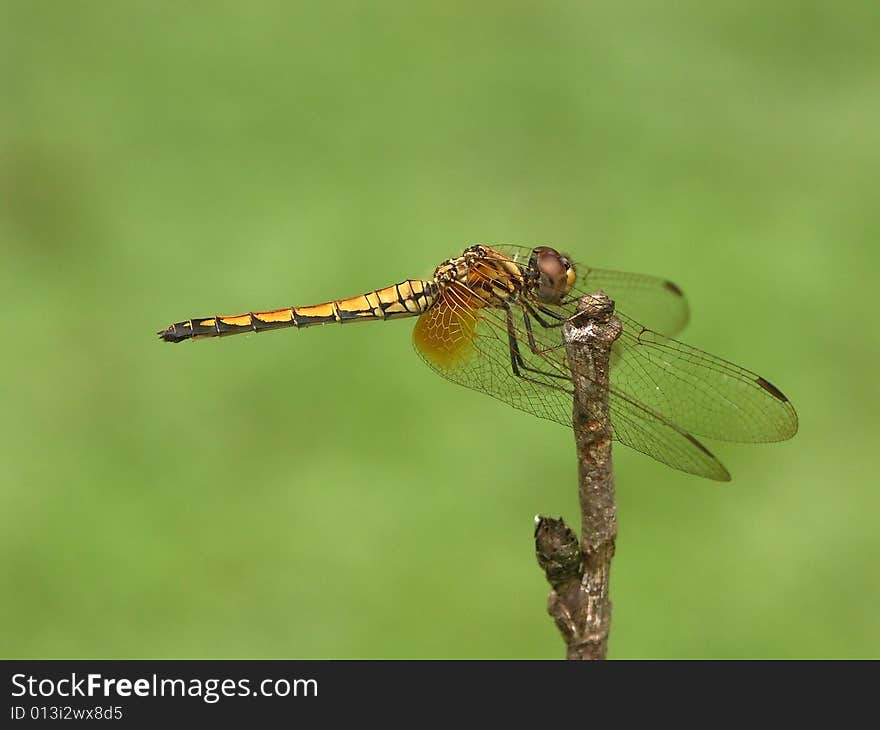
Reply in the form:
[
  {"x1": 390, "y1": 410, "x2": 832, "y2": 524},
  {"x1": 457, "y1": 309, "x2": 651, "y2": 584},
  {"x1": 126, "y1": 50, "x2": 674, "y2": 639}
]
[{"x1": 158, "y1": 244, "x2": 798, "y2": 480}]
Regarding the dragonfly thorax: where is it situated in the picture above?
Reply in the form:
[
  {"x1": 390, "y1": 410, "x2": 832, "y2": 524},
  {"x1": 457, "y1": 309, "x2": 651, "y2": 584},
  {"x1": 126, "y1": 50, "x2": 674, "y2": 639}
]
[
  {"x1": 432, "y1": 245, "x2": 531, "y2": 308},
  {"x1": 432, "y1": 244, "x2": 576, "y2": 308}
]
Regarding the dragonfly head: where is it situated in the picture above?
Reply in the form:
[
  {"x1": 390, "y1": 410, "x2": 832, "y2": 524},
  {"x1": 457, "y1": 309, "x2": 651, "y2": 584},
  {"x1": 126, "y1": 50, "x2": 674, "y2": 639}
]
[{"x1": 529, "y1": 246, "x2": 576, "y2": 304}]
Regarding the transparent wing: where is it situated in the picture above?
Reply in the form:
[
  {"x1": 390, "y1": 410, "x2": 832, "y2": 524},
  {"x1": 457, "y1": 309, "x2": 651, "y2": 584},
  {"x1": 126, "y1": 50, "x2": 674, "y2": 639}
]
[
  {"x1": 607, "y1": 383, "x2": 731, "y2": 481},
  {"x1": 572, "y1": 270, "x2": 688, "y2": 338},
  {"x1": 413, "y1": 281, "x2": 732, "y2": 480},
  {"x1": 484, "y1": 245, "x2": 798, "y2": 443},
  {"x1": 610, "y1": 313, "x2": 797, "y2": 443},
  {"x1": 528, "y1": 301, "x2": 799, "y2": 444},
  {"x1": 486, "y1": 244, "x2": 690, "y2": 337}
]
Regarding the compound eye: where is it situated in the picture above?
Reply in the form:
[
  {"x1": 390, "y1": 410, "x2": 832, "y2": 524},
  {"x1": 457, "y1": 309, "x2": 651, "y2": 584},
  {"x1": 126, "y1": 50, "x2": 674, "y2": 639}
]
[{"x1": 533, "y1": 247, "x2": 575, "y2": 304}]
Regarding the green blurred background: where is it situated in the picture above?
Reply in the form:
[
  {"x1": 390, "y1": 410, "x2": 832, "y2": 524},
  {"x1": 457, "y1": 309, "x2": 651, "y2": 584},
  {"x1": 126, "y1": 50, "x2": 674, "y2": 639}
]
[{"x1": 2, "y1": 0, "x2": 878, "y2": 659}]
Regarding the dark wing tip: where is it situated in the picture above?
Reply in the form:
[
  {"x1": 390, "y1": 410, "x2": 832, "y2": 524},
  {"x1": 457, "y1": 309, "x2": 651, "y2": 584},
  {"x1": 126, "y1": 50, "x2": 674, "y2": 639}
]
[
  {"x1": 684, "y1": 432, "x2": 732, "y2": 481},
  {"x1": 755, "y1": 376, "x2": 788, "y2": 403},
  {"x1": 663, "y1": 279, "x2": 685, "y2": 297}
]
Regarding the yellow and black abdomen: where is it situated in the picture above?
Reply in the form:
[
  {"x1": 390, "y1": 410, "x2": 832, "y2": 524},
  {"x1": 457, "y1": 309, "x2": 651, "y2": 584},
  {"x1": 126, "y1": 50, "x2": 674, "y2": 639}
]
[{"x1": 158, "y1": 279, "x2": 438, "y2": 343}]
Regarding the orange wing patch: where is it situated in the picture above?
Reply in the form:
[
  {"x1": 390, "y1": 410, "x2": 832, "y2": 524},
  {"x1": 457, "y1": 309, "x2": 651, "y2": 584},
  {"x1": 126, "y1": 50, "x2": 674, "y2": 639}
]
[{"x1": 413, "y1": 287, "x2": 478, "y2": 369}]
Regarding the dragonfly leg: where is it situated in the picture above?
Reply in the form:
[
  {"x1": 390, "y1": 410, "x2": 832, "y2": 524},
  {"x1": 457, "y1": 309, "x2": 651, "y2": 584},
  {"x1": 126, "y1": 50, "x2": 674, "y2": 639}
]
[
  {"x1": 521, "y1": 305, "x2": 567, "y2": 357},
  {"x1": 525, "y1": 302, "x2": 566, "y2": 327},
  {"x1": 505, "y1": 306, "x2": 573, "y2": 391}
]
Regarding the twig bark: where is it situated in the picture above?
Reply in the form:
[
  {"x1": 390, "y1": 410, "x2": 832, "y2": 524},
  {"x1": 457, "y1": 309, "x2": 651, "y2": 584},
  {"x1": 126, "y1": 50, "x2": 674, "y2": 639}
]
[{"x1": 534, "y1": 291, "x2": 622, "y2": 660}]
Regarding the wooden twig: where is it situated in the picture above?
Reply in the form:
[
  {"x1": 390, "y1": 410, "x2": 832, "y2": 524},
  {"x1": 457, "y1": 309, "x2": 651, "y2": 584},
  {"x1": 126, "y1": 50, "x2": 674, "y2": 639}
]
[{"x1": 535, "y1": 292, "x2": 622, "y2": 660}]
